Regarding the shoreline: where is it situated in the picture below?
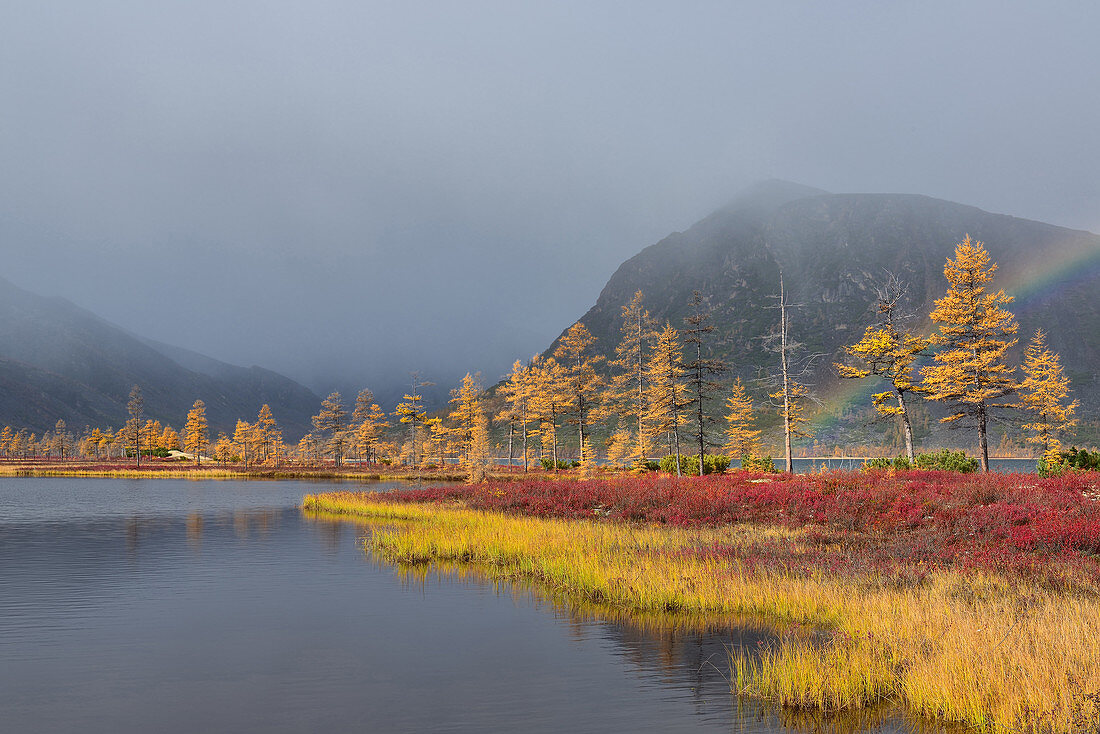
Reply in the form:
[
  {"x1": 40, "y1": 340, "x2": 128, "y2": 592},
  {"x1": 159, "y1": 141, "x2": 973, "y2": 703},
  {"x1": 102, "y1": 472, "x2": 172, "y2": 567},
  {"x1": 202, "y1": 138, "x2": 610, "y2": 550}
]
[{"x1": 302, "y1": 475, "x2": 1100, "y2": 733}]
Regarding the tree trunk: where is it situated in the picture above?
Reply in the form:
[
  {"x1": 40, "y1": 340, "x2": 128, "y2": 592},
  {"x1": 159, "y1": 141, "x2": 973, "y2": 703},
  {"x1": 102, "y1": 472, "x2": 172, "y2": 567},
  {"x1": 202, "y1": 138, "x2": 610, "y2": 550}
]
[
  {"x1": 507, "y1": 421, "x2": 514, "y2": 468},
  {"x1": 978, "y1": 404, "x2": 990, "y2": 472},
  {"x1": 780, "y1": 275, "x2": 793, "y2": 473},
  {"x1": 896, "y1": 391, "x2": 915, "y2": 464}
]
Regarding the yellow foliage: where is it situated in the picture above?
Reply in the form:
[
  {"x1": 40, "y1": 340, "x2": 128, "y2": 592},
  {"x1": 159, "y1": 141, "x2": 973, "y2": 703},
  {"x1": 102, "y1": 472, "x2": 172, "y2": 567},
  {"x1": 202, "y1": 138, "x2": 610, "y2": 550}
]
[
  {"x1": 724, "y1": 377, "x2": 761, "y2": 457},
  {"x1": 1019, "y1": 329, "x2": 1077, "y2": 460}
]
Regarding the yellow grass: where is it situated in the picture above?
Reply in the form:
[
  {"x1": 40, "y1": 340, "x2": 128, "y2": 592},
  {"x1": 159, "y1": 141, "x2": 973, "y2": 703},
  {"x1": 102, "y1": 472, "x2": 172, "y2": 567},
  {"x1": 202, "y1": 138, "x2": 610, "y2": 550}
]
[{"x1": 304, "y1": 491, "x2": 1100, "y2": 732}]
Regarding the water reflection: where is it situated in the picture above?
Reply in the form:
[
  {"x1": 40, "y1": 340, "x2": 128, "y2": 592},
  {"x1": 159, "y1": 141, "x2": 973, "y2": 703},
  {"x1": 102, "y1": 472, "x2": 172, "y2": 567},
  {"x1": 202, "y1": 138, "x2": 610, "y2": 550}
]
[
  {"x1": 0, "y1": 478, "x2": 965, "y2": 734},
  {"x1": 340, "y1": 523, "x2": 959, "y2": 734}
]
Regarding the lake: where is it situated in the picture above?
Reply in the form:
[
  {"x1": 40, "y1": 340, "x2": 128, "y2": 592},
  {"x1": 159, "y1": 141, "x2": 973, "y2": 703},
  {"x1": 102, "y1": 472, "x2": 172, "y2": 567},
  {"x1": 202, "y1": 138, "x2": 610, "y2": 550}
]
[{"x1": 0, "y1": 477, "x2": 950, "y2": 733}]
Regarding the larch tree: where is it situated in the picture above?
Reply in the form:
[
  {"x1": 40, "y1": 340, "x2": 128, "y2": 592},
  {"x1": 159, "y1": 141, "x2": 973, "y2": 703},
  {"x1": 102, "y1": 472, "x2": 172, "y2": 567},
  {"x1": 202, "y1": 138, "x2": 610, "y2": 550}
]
[
  {"x1": 724, "y1": 378, "x2": 761, "y2": 459},
  {"x1": 646, "y1": 321, "x2": 688, "y2": 475},
  {"x1": 527, "y1": 355, "x2": 568, "y2": 470},
  {"x1": 254, "y1": 404, "x2": 279, "y2": 464},
  {"x1": 350, "y1": 389, "x2": 375, "y2": 462},
  {"x1": 214, "y1": 433, "x2": 233, "y2": 467},
  {"x1": 125, "y1": 385, "x2": 144, "y2": 467},
  {"x1": 353, "y1": 401, "x2": 389, "y2": 465},
  {"x1": 184, "y1": 399, "x2": 209, "y2": 465},
  {"x1": 234, "y1": 420, "x2": 254, "y2": 468},
  {"x1": 498, "y1": 360, "x2": 534, "y2": 471},
  {"x1": 161, "y1": 425, "x2": 180, "y2": 452},
  {"x1": 312, "y1": 392, "x2": 347, "y2": 466},
  {"x1": 1018, "y1": 328, "x2": 1077, "y2": 463},
  {"x1": 448, "y1": 372, "x2": 484, "y2": 467},
  {"x1": 466, "y1": 410, "x2": 491, "y2": 484},
  {"x1": 607, "y1": 290, "x2": 657, "y2": 466},
  {"x1": 835, "y1": 273, "x2": 930, "y2": 463},
  {"x1": 553, "y1": 323, "x2": 604, "y2": 465},
  {"x1": 394, "y1": 393, "x2": 428, "y2": 467},
  {"x1": 920, "y1": 236, "x2": 1018, "y2": 472},
  {"x1": 681, "y1": 291, "x2": 726, "y2": 475}
]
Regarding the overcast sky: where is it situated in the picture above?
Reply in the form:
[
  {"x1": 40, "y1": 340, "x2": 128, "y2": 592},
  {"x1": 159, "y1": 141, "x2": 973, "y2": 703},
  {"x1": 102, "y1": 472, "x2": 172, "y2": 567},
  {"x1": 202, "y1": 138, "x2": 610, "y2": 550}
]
[{"x1": 2, "y1": 1, "x2": 1098, "y2": 402}]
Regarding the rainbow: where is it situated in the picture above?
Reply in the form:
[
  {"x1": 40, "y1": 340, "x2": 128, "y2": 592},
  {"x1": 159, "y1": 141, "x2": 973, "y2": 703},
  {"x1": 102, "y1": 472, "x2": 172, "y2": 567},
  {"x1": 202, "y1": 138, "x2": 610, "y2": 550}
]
[{"x1": 805, "y1": 231, "x2": 1100, "y2": 434}]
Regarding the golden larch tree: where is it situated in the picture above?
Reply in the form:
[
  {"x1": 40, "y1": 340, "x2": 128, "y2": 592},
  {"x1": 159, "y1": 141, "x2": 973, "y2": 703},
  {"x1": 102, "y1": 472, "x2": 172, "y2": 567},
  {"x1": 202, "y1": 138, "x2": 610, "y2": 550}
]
[
  {"x1": 835, "y1": 274, "x2": 930, "y2": 462},
  {"x1": 498, "y1": 359, "x2": 534, "y2": 471},
  {"x1": 527, "y1": 355, "x2": 568, "y2": 470},
  {"x1": 448, "y1": 372, "x2": 483, "y2": 466},
  {"x1": 254, "y1": 404, "x2": 279, "y2": 464},
  {"x1": 724, "y1": 377, "x2": 761, "y2": 459},
  {"x1": 920, "y1": 236, "x2": 1018, "y2": 472},
  {"x1": 1018, "y1": 328, "x2": 1077, "y2": 463},
  {"x1": 214, "y1": 432, "x2": 234, "y2": 467},
  {"x1": 234, "y1": 419, "x2": 254, "y2": 467},
  {"x1": 606, "y1": 290, "x2": 657, "y2": 466},
  {"x1": 184, "y1": 399, "x2": 208, "y2": 465},
  {"x1": 646, "y1": 321, "x2": 688, "y2": 474},
  {"x1": 394, "y1": 394, "x2": 428, "y2": 467},
  {"x1": 554, "y1": 322, "x2": 604, "y2": 465}
]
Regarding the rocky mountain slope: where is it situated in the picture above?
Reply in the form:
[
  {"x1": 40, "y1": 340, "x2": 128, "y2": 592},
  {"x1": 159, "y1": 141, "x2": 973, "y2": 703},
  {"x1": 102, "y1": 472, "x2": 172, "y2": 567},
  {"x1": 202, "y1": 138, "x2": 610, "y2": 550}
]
[{"x1": 547, "y1": 180, "x2": 1100, "y2": 445}]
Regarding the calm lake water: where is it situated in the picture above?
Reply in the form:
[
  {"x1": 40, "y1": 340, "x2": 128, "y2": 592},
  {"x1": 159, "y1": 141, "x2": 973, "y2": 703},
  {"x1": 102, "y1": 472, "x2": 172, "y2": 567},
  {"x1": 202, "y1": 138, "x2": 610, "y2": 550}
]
[{"x1": 0, "y1": 478, "x2": 951, "y2": 733}]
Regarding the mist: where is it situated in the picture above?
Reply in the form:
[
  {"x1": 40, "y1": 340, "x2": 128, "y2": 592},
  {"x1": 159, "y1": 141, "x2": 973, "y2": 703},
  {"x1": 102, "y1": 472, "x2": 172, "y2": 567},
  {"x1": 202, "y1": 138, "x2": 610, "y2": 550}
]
[{"x1": 3, "y1": 1, "x2": 1098, "y2": 404}]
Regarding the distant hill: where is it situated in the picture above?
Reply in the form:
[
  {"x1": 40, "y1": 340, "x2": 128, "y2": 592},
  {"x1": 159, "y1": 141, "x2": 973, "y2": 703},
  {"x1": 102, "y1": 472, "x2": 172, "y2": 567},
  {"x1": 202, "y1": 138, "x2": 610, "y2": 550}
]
[
  {"x1": 0, "y1": 277, "x2": 321, "y2": 437},
  {"x1": 545, "y1": 180, "x2": 1100, "y2": 446}
]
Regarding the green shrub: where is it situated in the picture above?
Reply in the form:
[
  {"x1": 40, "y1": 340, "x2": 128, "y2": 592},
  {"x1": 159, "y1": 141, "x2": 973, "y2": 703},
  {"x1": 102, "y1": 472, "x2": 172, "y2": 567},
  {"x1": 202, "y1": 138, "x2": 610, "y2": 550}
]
[
  {"x1": 913, "y1": 449, "x2": 979, "y2": 473},
  {"x1": 642, "y1": 460, "x2": 661, "y2": 472},
  {"x1": 740, "y1": 454, "x2": 777, "y2": 473},
  {"x1": 658, "y1": 454, "x2": 731, "y2": 475},
  {"x1": 540, "y1": 458, "x2": 580, "y2": 470},
  {"x1": 863, "y1": 456, "x2": 915, "y2": 471},
  {"x1": 1041, "y1": 447, "x2": 1100, "y2": 476}
]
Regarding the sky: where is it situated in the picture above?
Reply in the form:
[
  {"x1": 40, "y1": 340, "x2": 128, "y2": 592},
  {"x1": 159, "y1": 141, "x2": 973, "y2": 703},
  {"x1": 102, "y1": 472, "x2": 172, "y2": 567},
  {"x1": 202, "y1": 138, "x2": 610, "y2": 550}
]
[{"x1": 2, "y1": 1, "x2": 1099, "y2": 404}]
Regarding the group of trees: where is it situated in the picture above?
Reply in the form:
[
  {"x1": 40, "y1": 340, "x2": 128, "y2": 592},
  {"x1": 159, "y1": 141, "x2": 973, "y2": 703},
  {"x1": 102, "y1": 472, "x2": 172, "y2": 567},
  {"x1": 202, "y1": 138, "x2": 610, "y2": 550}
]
[
  {"x1": 837, "y1": 236, "x2": 1078, "y2": 472},
  {"x1": 0, "y1": 238, "x2": 1081, "y2": 475},
  {"x1": 495, "y1": 291, "x2": 757, "y2": 476}
]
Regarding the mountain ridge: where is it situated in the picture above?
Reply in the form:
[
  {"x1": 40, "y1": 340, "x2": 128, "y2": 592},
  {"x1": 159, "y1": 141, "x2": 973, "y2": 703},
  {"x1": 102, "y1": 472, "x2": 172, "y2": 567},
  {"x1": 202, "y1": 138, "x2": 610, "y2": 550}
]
[{"x1": 0, "y1": 276, "x2": 322, "y2": 437}]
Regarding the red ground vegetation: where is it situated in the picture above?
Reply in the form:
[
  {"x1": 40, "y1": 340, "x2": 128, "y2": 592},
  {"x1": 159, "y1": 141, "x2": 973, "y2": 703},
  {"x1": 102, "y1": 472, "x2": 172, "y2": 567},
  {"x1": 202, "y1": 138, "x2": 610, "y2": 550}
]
[{"x1": 368, "y1": 470, "x2": 1100, "y2": 587}]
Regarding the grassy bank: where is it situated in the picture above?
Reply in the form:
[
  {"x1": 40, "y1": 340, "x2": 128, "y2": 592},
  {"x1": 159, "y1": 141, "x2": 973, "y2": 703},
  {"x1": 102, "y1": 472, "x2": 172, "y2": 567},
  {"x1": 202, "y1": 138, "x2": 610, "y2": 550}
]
[
  {"x1": 304, "y1": 472, "x2": 1100, "y2": 733},
  {"x1": 0, "y1": 460, "x2": 477, "y2": 481}
]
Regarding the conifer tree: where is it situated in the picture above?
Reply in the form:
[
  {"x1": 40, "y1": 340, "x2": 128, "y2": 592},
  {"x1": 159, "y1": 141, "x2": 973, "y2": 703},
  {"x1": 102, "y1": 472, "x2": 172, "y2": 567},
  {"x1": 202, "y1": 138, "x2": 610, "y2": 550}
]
[
  {"x1": 353, "y1": 401, "x2": 389, "y2": 465},
  {"x1": 125, "y1": 385, "x2": 144, "y2": 467},
  {"x1": 53, "y1": 419, "x2": 69, "y2": 460},
  {"x1": 254, "y1": 404, "x2": 279, "y2": 464},
  {"x1": 527, "y1": 355, "x2": 568, "y2": 470},
  {"x1": 312, "y1": 392, "x2": 347, "y2": 465},
  {"x1": 1018, "y1": 329, "x2": 1077, "y2": 463},
  {"x1": 184, "y1": 399, "x2": 209, "y2": 465},
  {"x1": 607, "y1": 290, "x2": 657, "y2": 466},
  {"x1": 234, "y1": 419, "x2": 254, "y2": 467},
  {"x1": 835, "y1": 274, "x2": 930, "y2": 462},
  {"x1": 394, "y1": 394, "x2": 428, "y2": 467},
  {"x1": 214, "y1": 433, "x2": 233, "y2": 467},
  {"x1": 161, "y1": 425, "x2": 180, "y2": 451},
  {"x1": 681, "y1": 291, "x2": 726, "y2": 475},
  {"x1": 467, "y1": 411, "x2": 491, "y2": 483},
  {"x1": 498, "y1": 360, "x2": 534, "y2": 471},
  {"x1": 724, "y1": 378, "x2": 761, "y2": 459},
  {"x1": 448, "y1": 372, "x2": 483, "y2": 466},
  {"x1": 554, "y1": 322, "x2": 604, "y2": 465},
  {"x1": 646, "y1": 321, "x2": 687, "y2": 475},
  {"x1": 921, "y1": 236, "x2": 1018, "y2": 472}
]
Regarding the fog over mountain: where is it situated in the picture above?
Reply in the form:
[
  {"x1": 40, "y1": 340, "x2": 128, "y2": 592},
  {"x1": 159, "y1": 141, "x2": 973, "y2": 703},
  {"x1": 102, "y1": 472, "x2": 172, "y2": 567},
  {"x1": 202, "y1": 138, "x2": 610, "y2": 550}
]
[{"x1": 2, "y1": 3, "x2": 1099, "y2": 405}]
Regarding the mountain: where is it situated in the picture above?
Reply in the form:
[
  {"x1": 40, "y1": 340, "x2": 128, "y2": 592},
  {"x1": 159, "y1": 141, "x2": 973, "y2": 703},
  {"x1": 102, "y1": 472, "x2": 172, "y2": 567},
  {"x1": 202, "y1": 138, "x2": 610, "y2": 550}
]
[
  {"x1": 0, "y1": 277, "x2": 321, "y2": 437},
  {"x1": 547, "y1": 180, "x2": 1100, "y2": 444}
]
